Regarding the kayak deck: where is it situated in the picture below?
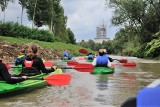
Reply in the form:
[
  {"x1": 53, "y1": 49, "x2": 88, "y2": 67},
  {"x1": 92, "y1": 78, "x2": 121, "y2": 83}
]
[
  {"x1": 0, "y1": 69, "x2": 62, "y2": 95},
  {"x1": 91, "y1": 67, "x2": 114, "y2": 74}
]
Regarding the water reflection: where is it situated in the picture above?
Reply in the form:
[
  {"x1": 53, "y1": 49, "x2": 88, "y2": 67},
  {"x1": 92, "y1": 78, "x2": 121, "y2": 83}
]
[{"x1": 96, "y1": 74, "x2": 108, "y2": 90}]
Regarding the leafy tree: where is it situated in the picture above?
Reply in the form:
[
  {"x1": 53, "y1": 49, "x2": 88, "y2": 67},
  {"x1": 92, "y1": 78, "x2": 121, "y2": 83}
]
[
  {"x1": 19, "y1": 0, "x2": 28, "y2": 25},
  {"x1": 67, "y1": 28, "x2": 76, "y2": 44},
  {"x1": 106, "y1": 0, "x2": 160, "y2": 43}
]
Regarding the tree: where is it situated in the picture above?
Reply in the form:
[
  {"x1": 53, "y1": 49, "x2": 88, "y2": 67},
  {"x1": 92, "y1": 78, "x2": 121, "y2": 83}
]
[
  {"x1": 0, "y1": 0, "x2": 15, "y2": 23},
  {"x1": 67, "y1": 28, "x2": 76, "y2": 44},
  {"x1": 19, "y1": 0, "x2": 28, "y2": 25},
  {"x1": 106, "y1": 0, "x2": 160, "y2": 43}
]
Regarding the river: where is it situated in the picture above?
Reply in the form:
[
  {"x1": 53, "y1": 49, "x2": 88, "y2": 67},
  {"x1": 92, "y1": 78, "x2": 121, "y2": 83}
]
[{"x1": 0, "y1": 56, "x2": 160, "y2": 107}]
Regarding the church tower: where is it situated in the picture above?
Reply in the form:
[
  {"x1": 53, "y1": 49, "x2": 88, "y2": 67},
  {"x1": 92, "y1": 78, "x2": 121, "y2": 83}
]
[{"x1": 94, "y1": 20, "x2": 110, "y2": 43}]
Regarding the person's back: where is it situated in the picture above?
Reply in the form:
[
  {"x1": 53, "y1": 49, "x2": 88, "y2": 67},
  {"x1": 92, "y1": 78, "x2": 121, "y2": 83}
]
[
  {"x1": 63, "y1": 49, "x2": 68, "y2": 57},
  {"x1": 0, "y1": 49, "x2": 27, "y2": 84},
  {"x1": 92, "y1": 49, "x2": 114, "y2": 69},
  {"x1": 21, "y1": 44, "x2": 56, "y2": 76},
  {"x1": 68, "y1": 53, "x2": 72, "y2": 60},
  {"x1": 88, "y1": 53, "x2": 94, "y2": 60},
  {"x1": 96, "y1": 55, "x2": 108, "y2": 67}
]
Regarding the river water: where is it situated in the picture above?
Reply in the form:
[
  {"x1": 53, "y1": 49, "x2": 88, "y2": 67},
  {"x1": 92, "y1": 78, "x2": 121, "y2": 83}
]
[{"x1": 0, "y1": 56, "x2": 160, "y2": 107}]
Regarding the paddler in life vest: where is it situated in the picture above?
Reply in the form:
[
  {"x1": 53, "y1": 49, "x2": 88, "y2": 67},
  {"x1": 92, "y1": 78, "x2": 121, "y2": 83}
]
[
  {"x1": 92, "y1": 49, "x2": 114, "y2": 69},
  {"x1": 63, "y1": 49, "x2": 68, "y2": 60},
  {"x1": 87, "y1": 53, "x2": 94, "y2": 60},
  {"x1": 21, "y1": 44, "x2": 57, "y2": 76},
  {"x1": 0, "y1": 49, "x2": 27, "y2": 84},
  {"x1": 67, "y1": 51, "x2": 72, "y2": 60}
]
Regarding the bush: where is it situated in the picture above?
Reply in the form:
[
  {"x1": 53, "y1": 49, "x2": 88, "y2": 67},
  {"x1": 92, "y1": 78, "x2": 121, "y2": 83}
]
[{"x1": 0, "y1": 21, "x2": 56, "y2": 42}]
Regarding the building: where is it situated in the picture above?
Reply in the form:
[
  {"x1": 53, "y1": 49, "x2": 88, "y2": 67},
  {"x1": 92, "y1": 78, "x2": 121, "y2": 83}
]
[{"x1": 94, "y1": 22, "x2": 110, "y2": 43}]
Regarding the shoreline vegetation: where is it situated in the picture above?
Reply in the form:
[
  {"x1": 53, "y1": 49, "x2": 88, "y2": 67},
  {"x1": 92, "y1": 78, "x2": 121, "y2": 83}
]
[{"x1": 0, "y1": 36, "x2": 93, "y2": 62}]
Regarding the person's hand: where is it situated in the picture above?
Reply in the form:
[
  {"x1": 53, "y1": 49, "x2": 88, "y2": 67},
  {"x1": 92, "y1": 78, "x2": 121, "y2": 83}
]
[
  {"x1": 22, "y1": 76, "x2": 27, "y2": 79},
  {"x1": 52, "y1": 66, "x2": 57, "y2": 69}
]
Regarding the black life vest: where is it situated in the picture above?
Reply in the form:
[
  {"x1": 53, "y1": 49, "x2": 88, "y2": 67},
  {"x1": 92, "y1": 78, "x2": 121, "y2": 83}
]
[{"x1": 20, "y1": 60, "x2": 40, "y2": 76}]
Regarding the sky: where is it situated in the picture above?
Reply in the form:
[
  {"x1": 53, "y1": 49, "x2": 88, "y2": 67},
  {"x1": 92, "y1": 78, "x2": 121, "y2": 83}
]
[{"x1": 0, "y1": 0, "x2": 119, "y2": 42}]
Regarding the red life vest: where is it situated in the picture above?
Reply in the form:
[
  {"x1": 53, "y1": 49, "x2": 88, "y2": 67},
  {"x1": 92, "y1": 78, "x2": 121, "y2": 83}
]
[{"x1": 24, "y1": 60, "x2": 33, "y2": 67}]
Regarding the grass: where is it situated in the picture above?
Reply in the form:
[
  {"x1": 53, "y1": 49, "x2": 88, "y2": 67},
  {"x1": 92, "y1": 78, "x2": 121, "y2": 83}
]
[{"x1": 0, "y1": 36, "x2": 94, "y2": 56}]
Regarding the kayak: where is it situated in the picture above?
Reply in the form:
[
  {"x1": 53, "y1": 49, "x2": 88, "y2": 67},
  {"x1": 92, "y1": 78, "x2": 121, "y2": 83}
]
[
  {"x1": 0, "y1": 68, "x2": 62, "y2": 95},
  {"x1": 91, "y1": 67, "x2": 114, "y2": 74},
  {"x1": 13, "y1": 64, "x2": 22, "y2": 75},
  {"x1": 62, "y1": 59, "x2": 70, "y2": 62},
  {"x1": 86, "y1": 59, "x2": 93, "y2": 62}
]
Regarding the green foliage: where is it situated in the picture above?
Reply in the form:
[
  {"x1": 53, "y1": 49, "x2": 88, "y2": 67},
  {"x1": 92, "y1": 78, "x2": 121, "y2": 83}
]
[
  {"x1": 122, "y1": 42, "x2": 138, "y2": 56},
  {"x1": 144, "y1": 39, "x2": 160, "y2": 58},
  {"x1": 107, "y1": 0, "x2": 160, "y2": 43},
  {"x1": 25, "y1": 0, "x2": 70, "y2": 43},
  {"x1": 0, "y1": 21, "x2": 56, "y2": 42},
  {"x1": 67, "y1": 28, "x2": 76, "y2": 44}
]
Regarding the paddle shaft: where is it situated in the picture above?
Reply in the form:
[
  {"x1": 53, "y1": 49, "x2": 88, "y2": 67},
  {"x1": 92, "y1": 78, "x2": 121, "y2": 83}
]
[{"x1": 11, "y1": 77, "x2": 43, "y2": 80}]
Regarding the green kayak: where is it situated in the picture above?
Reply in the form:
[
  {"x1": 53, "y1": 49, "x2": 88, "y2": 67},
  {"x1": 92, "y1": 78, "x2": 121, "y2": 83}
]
[
  {"x1": 0, "y1": 69, "x2": 62, "y2": 95},
  {"x1": 13, "y1": 64, "x2": 22, "y2": 75},
  {"x1": 86, "y1": 59, "x2": 93, "y2": 62},
  {"x1": 91, "y1": 67, "x2": 114, "y2": 74}
]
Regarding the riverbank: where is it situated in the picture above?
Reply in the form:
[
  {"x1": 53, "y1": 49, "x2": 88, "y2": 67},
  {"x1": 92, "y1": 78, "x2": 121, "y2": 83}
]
[{"x1": 0, "y1": 36, "x2": 94, "y2": 62}]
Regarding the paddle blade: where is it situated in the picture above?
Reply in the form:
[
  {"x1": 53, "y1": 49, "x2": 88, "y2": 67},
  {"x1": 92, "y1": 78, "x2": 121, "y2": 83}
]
[
  {"x1": 73, "y1": 63, "x2": 94, "y2": 72},
  {"x1": 43, "y1": 61, "x2": 53, "y2": 67},
  {"x1": 67, "y1": 61, "x2": 79, "y2": 66},
  {"x1": 123, "y1": 62, "x2": 136, "y2": 68},
  {"x1": 118, "y1": 59, "x2": 127, "y2": 63},
  {"x1": 112, "y1": 62, "x2": 136, "y2": 68},
  {"x1": 44, "y1": 74, "x2": 71, "y2": 86},
  {"x1": 79, "y1": 49, "x2": 88, "y2": 54},
  {"x1": 79, "y1": 57, "x2": 86, "y2": 60}
]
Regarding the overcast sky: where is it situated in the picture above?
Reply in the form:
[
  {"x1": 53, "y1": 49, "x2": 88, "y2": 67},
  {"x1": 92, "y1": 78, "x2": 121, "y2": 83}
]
[{"x1": 0, "y1": 0, "x2": 119, "y2": 42}]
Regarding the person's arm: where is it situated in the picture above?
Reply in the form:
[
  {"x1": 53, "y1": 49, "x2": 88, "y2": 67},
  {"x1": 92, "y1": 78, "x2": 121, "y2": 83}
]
[
  {"x1": 92, "y1": 58, "x2": 97, "y2": 66},
  {"x1": 0, "y1": 63, "x2": 25, "y2": 84},
  {"x1": 38, "y1": 58, "x2": 54, "y2": 73},
  {"x1": 107, "y1": 60, "x2": 114, "y2": 69}
]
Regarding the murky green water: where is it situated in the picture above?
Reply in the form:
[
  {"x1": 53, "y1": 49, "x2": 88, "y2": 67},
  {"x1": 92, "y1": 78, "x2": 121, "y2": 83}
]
[{"x1": 0, "y1": 56, "x2": 160, "y2": 107}]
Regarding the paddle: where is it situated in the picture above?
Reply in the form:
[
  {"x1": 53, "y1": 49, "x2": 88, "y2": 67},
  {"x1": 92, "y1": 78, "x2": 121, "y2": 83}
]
[
  {"x1": 12, "y1": 74, "x2": 71, "y2": 86},
  {"x1": 61, "y1": 63, "x2": 94, "y2": 72},
  {"x1": 113, "y1": 59, "x2": 127, "y2": 63},
  {"x1": 67, "y1": 61, "x2": 79, "y2": 66},
  {"x1": 112, "y1": 62, "x2": 136, "y2": 68},
  {"x1": 12, "y1": 63, "x2": 94, "y2": 72},
  {"x1": 67, "y1": 60, "x2": 136, "y2": 68},
  {"x1": 79, "y1": 48, "x2": 89, "y2": 54},
  {"x1": 79, "y1": 49, "x2": 128, "y2": 63}
]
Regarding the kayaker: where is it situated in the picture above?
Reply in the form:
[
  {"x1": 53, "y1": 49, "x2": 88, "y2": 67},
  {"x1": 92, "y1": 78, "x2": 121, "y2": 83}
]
[
  {"x1": 0, "y1": 49, "x2": 27, "y2": 84},
  {"x1": 121, "y1": 79, "x2": 160, "y2": 107},
  {"x1": 15, "y1": 48, "x2": 26, "y2": 66},
  {"x1": 104, "y1": 50, "x2": 114, "y2": 62},
  {"x1": 21, "y1": 44, "x2": 57, "y2": 76},
  {"x1": 87, "y1": 53, "x2": 94, "y2": 60},
  {"x1": 67, "y1": 53, "x2": 72, "y2": 60},
  {"x1": 63, "y1": 49, "x2": 68, "y2": 60},
  {"x1": 92, "y1": 49, "x2": 114, "y2": 69}
]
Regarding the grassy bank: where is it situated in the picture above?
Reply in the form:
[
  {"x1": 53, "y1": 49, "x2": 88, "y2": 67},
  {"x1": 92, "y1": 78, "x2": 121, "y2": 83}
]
[{"x1": 0, "y1": 36, "x2": 94, "y2": 56}]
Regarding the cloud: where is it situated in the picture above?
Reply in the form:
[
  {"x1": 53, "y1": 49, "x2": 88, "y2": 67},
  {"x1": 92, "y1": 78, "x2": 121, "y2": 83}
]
[
  {"x1": 61, "y1": 0, "x2": 118, "y2": 41},
  {"x1": 0, "y1": 0, "x2": 119, "y2": 41}
]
